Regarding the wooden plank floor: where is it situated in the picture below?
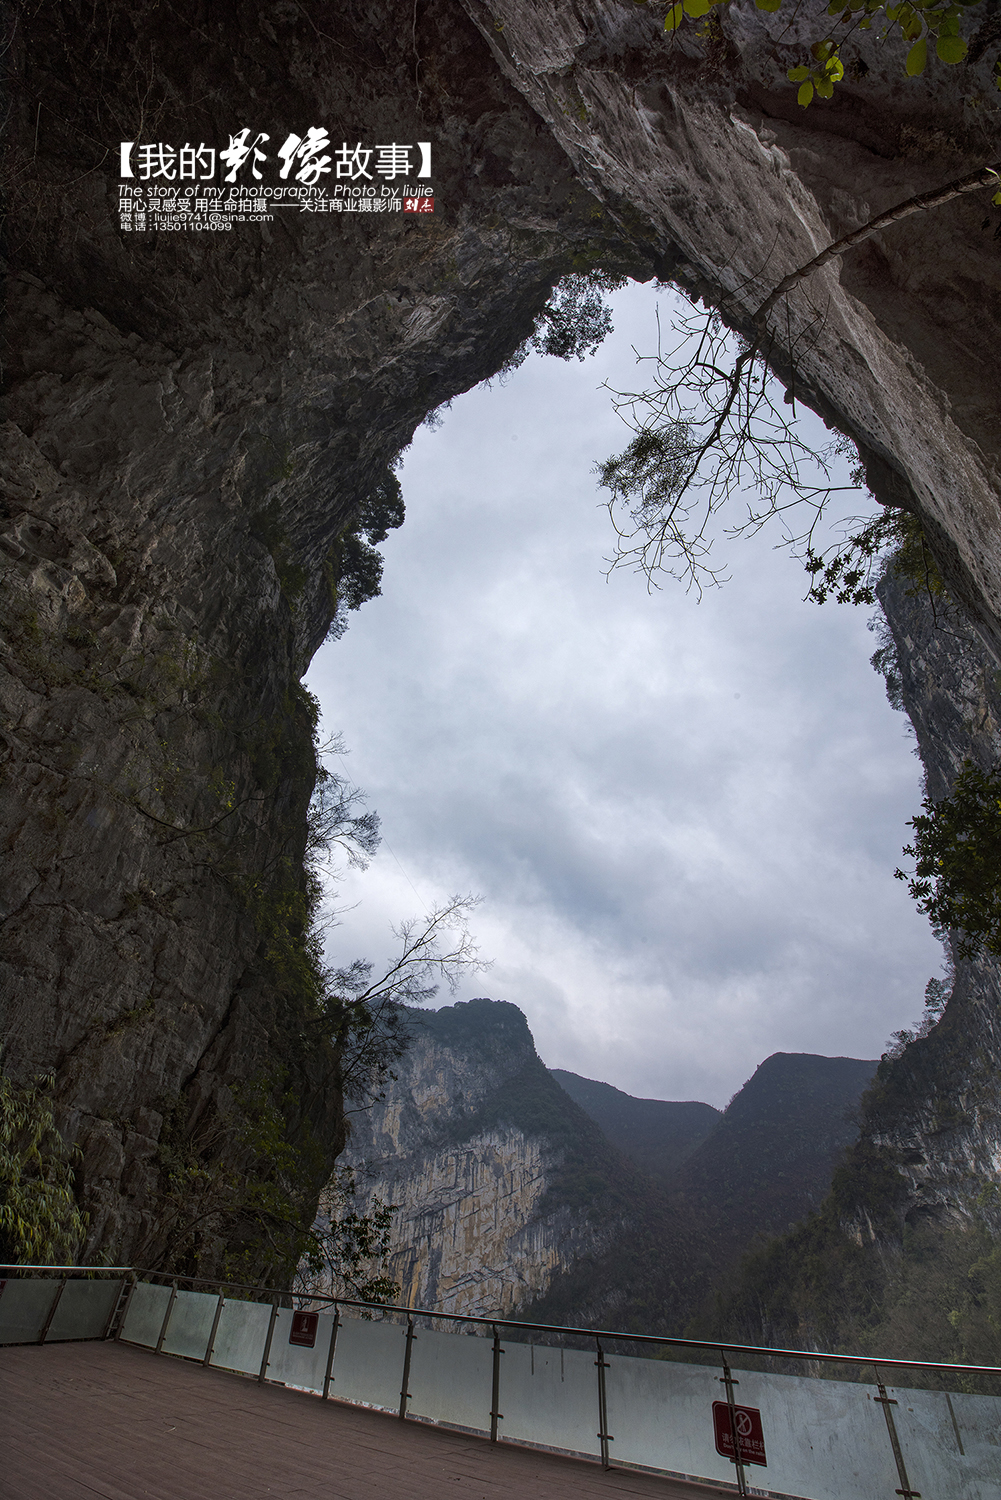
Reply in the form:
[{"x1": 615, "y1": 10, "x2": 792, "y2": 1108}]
[{"x1": 0, "y1": 1341, "x2": 739, "y2": 1500}]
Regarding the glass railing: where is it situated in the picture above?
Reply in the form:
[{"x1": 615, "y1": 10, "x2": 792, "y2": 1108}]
[{"x1": 4, "y1": 1265, "x2": 998, "y2": 1499}]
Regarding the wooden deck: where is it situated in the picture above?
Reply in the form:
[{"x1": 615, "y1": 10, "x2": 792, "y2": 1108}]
[{"x1": 0, "y1": 1340, "x2": 737, "y2": 1500}]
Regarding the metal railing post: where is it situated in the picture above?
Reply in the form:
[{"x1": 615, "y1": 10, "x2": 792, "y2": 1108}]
[
  {"x1": 719, "y1": 1353, "x2": 748, "y2": 1499},
  {"x1": 154, "y1": 1279, "x2": 178, "y2": 1355},
  {"x1": 115, "y1": 1273, "x2": 138, "y2": 1340},
  {"x1": 203, "y1": 1292, "x2": 225, "y2": 1367},
  {"x1": 489, "y1": 1323, "x2": 504, "y2": 1443},
  {"x1": 595, "y1": 1336, "x2": 614, "y2": 1470},
  {"x1": 101, "y1": 1277, "x2": 127, "y2": 1340},
  {"x1": 38, "y1": 1277, "x2": 67, "y2": 1344},
  {"x1": 399, "y1": 1315, "x2": 415, "y2": 1420},
  {"x1": 258, "y1": 1295, "x2": 280, "y2": 1383},
  {"x1": 872, "y1": 1363, "x2": 922, "y2": 1499},
  {"x1": 322, "y1": 1305, "x2": 340, "y2": 1400}
]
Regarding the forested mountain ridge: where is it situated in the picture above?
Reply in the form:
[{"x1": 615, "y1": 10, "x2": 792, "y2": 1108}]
[
  {"x1": 668, "y1": 1054, "x2": 878, "y2": 1258},
  {"x1": 549, "y1": 1070, "x2": 719, "y2": 1182}
]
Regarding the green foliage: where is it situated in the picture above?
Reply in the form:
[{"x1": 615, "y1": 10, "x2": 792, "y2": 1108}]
[
  {"x1": 716, "y1": 1197, "x2": 1001, "y2": 1377},
  {"x1": 325, "y1": 467, "x2": 405, "y2": 641},
  {"x1": 254, "y1": 464, "x2": 406, "y2": 633},
  {"x1": 152, "y1": 1071, "x2": 328, "y2": 1285},
  {"x1": 596, "y1": 305, "x2": 869, "y2": 597},
  {"x1": 357, "y1": 470, "x2": 406, "y2": 544},
  {"x1": 300, "y1": 1167, "x2": 400, "y2": 1304},
  {"x1": 596, "y1": 424, "x2": 694, "y2": 530},
  {"x1": 652, "y1": 0, "x2": 1000, "y2": 113},
  {"x1": 896, "y1": 760, "x2": 1001, "y2": 957},
  {"x1": 532, "y1": 272, "x2": 628, "y2": 361},
  {"x1": 787, "y1": 38, "x2": 845, "y2": 105},
  {"x1": 0, "y1": 1066, "x2": 88, "y2": 1265},
  {"x1": 501, "y1": 271, "x2": 628, "y2": 379},
  {"x1": 247, "y1": 680, "x2": 321, "y2": 796},
  {"x1": 242, "y1": 857, "x2": 327, "y2": 1018},
  {"x1": 804, "y1": 508, "x2": 943, "y2": 606},
  {"x1": 249, "y1": 501, "x2": 308, "y2": 605}
]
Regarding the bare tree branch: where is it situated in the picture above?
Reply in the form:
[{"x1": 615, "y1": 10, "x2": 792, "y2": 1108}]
[
  {"x1": 754, "y1": 162, "x2": 1000, "y2": 328},
  {"x1": 598, "y1": 160, "x2": 1000, "y2": 594}
]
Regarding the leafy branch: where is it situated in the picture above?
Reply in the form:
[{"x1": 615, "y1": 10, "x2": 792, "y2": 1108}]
[
  {"x1": 895, "y1": 761, "x2": 1001, "y2": 958},
  {"x1": 296, "y1": 1167, "x2": 400, "y2": 1305},
  {"x1": 0, "y1": 1064, "x2": 88, "y2": 1264},
  {"x1": 656, "y1": 0, "x2": 1000, "y2": 109},
  {"x1": 597, "y1": 160, "x2": 1000, "y2": 595},
  {"x1": 597, "y1": 299, "x2": 854, "y2": 596},
  {"x1": 325, "y1": 895, "x2": 490, "y2": 1100}
]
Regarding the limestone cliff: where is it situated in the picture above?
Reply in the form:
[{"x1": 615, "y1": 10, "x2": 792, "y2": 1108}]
[
  {"x1": 2, "y1": 0, "x2": 1000, "y2": 1281},
  {"x1": 1, "y1": 0, "x2": 646, "y2": 1273},
  {"x1": 460, "y1": 0, "x2": 1001, "y2": 647},
  {"x1": 338, "y1": 1000, "x2": 628, "y2": 1316}
]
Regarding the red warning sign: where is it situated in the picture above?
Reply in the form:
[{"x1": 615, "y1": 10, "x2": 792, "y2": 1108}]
[
  {"x1": 289, "y1": 1310, "x2": 319, "y2": 1347},
  {"x1": 712, "y1": 1401, "x2": 767, "y2": 1467}
]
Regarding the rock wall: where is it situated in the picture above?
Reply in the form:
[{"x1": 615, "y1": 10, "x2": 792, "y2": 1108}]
[
  {"x1": 713, "y1": 571, "x2": 1001, "y2": 1358},
  {"x1": 339, "y1": 1008, "x2": 882, "y2": 1329},
  {"x1": 1, "y1": 0, "x2": 646, "y2": 1270},
  {"x1": 2, "y1": 0, "x2": 1000, "y2": 1275},
  {"x1": 462, "y1": 0, "x2": 1001, "y2": 646},
  {"x1": 338, "y1": 1000, "x2": 617, "y2": 1316},
  {"x1": 862, "y1": 569, "x2": 1001, "y2": 1240}
]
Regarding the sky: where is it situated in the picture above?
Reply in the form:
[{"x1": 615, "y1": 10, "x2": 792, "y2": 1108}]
[{"x1": 305, "y1": 280, "x2": 943, "y2": 1109}]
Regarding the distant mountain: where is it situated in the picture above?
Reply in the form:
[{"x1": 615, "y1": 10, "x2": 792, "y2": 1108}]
[
  {"x1": 337, "y1": 1001, "x2": 878, "y2": 1338},
  {"x1": 550, "y1": 1069, "x2": 719, "y2": 1181},
  {"x1": 540, "y1": 1050, "x2": 879, "y2": 1335},
  {"x1": 669, "y1": 1052, "x2": 879, "y2": 1262}
]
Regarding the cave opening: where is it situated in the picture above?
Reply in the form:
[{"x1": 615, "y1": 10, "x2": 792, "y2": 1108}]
[{"x1": 306, "y1": 278, "x2": 943, "y2": 1110}]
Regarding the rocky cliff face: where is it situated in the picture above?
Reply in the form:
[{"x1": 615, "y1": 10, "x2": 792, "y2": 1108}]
[
  {"x1": 1, "y1": 0, "x2": 645, "y2": 1271},
  {"x1": 339, "y1": 1000, "x2": 625, "y2": 1316},
  {"x1": 714, "y1": 573, "x2": 1001, "y2": 1359},
  {"x1": 860, "y1": 570, "x2": 1001, "y2": 1243},
  {"x1": 461, "y1": 0, "x2": 1001, "y2": 646},
  {"x1": 341, "y1": 1006, "x2": 881, "y2": 1329},
  {"x1": 3, "y1": 0, "x2": 999, "y2": 1276}
]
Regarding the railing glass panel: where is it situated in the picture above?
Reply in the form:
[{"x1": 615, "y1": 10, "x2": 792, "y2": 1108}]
[
  {"x1": 161, "y1": 1288, "x2": 218, "y2": 1361},
  {"x1": 892, "y1": 1384, "x2": 997, "y2": 1500},
  {"x1": 265, "y1": 1307, "x2": 338, "y2": 1393},
  {"x1": 328, "y1": 1316, "x2": 407, "y2": 1411},
  {"x1": 496, "y1": 1340, "x2": 600, "y2": 1458},
  {"x1": 604, "y1": 1352, "x2": 736, "y2": 1486},
  {"x1": 208, "y1": 1297, "x2": 272, "y2": 1375},
  {"x1": 0, "y1": 1278, "x2": 62, "y2": 1343},
  {"x1": 47, "y1": 1279, "x2": 121, "y2": 1342},
  {"x1": 121, "y1": 1279, "x2": 172, "y2": 1348},
  {"x1": 406, "y1": 1325, "x2": 493, "y2": 1433}
]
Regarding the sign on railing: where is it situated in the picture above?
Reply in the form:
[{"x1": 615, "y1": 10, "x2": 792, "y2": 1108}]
[{"x1": 4, "y1": 1268, "x2": 1000, "y2": 1500}]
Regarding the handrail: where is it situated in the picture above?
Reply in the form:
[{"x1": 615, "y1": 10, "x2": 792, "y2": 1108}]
[
  {"x1": 7, "y1": 1263, "x2": 999, "y2": 1380},
  {"x1": 3, "y1": 1265, "x2": 134, "y2": 1273}
]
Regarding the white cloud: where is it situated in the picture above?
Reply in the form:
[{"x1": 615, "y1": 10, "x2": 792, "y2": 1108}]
[{"x1": 307, "y1": 282, "x2": 942, "y2": 1108}]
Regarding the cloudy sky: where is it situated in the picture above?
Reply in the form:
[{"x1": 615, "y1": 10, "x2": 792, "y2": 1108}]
[{"x1": 306, "y1": 281, "x2": 942, "y2": 1108}]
